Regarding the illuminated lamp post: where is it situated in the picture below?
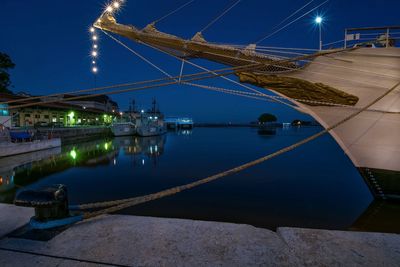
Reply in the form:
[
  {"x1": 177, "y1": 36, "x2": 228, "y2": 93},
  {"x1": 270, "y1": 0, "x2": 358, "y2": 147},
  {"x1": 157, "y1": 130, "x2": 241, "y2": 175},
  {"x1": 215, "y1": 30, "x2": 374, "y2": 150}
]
[{"x1": 315, "y1": 16, "x2": 323, "y2": 51}]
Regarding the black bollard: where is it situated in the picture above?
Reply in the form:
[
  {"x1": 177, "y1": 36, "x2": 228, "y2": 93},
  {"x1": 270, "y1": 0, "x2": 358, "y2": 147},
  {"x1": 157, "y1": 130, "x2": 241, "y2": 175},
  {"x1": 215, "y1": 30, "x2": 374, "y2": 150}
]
[{"x1": 14, "y1": 184, "x2": 70, "y2": 222}]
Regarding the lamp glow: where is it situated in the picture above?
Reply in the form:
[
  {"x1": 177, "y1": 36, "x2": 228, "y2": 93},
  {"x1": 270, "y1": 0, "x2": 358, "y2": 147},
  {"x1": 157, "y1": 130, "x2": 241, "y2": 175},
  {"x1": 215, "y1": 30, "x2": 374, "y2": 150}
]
[
  {"x1": 70, "y1": 149, "x2": 77, "y2": 160},
  {"x1": 106, "y1": 6, "x2": 113, "y2": 12},
  {"x1": 93, "y1": 44, "x2": 98, "y2": 49},
  {"x1": 92, "y1": 35, "x2": 98, "y2": 41},
  {"x1": 90, "y1": 27, "x2": 95, "y2": 33},
  {"x1": 113, "y1": 2, "x2": 120, "y2": 8},
  {"x1": 92, "y1": 67, "x2": 98, "y2": 73},
  {"x1": 92, "y1": 51, "x2": 98, "y2": 57},
  {"x1": 315, "y1": 16, "x2": 323, "y2": 51}
]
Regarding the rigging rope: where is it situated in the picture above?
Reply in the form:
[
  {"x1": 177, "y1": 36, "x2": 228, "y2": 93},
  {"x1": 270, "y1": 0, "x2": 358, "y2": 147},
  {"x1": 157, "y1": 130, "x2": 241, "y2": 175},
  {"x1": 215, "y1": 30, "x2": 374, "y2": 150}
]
[
  {"x1": 133, "y1": 35, "x2": 400, "y2": 111},
  {"x1": 102, "y1": 31, "x2": 172, "y2": 78},
  {"x1": 3, "y1": 32, "x2": 397, "y2": 108},
  {"x1": 5, "y1": 44, "x2": 397, "y2": 109},
  {"x1": 6, "y1": 63, "x2": 263, "y2": 109},
  {"x1": 101, "y1": 33, "x2": 397, "y2": 111},
  {"x1": 139, "y1": 39, "x2": 298, "y2": 109},
  {"x1": 254, "y1": 0, "x2": 316, "y2": 44},
  {"x1": 199, "y1": 0, "x2": 242, "y2": 33},
  {"x1": 102, "y1": 31, "x2": 287, "y2": 107},
  {"x1": 153, "y1": 0, "x2": 195, "y2": 24},
  {"x1": 106, "y1": 33, "x2": 399, "y2": 114},
  {"x1": 256, "y1": 0, "x2": 329, "y2": 44},
  {"x1": 0, "y1": 60, "x2": 265, "y2": 106}
]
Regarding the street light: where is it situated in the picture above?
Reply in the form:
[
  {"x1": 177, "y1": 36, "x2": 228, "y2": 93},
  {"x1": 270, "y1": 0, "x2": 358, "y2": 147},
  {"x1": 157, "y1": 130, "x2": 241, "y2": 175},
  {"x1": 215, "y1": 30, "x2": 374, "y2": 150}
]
[{"x1": 315, "y1": 16, "x2": 323, "y2": 51}]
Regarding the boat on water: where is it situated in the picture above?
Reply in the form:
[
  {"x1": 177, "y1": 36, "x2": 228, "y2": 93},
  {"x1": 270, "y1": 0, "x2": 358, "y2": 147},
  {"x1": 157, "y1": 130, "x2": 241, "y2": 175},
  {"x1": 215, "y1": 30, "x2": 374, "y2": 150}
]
[
  {"x1": 94, "y1": 14, "x2": 400, "y2": 198},
  {"x1": 111, "y1": 102, "x2": 137, "y2": 136},
  {"x1": 136, "y1": 114, "x2": 166, "y2": 137},
  {"x1": 112, "y1": 100, "x2": 166, "y2": 137},
  {"x1": 136, "y1": 100, "x2": 166, "y2": 137},
  {"x1": 111, "y1": 121, "x2": 136, "y2": 136}
]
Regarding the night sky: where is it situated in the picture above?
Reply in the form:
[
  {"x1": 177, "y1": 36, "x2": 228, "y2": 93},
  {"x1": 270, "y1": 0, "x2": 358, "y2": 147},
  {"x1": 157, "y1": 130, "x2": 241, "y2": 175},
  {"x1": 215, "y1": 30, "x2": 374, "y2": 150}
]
[{"x1": 1, "y1": 0, "x2": 399, "y2": 123}]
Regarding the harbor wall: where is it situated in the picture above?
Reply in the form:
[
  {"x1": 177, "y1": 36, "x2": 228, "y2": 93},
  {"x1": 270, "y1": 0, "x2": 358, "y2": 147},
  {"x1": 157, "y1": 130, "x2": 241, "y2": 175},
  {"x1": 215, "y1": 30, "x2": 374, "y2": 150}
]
[
  {"x1": 35, "y1": 126, "x2": 112, "y2": 142},
  {"x1": 0, "y1": 139, "x2": 61, "y2": 158}
]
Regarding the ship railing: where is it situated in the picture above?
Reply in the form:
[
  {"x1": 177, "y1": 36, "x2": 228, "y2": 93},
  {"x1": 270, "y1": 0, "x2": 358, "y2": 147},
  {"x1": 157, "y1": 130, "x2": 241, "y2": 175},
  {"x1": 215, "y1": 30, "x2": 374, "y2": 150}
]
[
  {"x1": 343, "y1": 26, "x2": 400, "y2": 49},
  {"x1": 320, "y1": 26, "x2": 400, "y2": 50}
]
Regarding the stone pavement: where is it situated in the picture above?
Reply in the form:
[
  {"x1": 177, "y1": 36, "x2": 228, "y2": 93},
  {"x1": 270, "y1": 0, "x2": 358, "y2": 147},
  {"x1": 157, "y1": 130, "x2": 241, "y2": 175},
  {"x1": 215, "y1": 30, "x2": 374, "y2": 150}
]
[{"x1": 0, "y1": 204, "x2": 399, "y2": 266}]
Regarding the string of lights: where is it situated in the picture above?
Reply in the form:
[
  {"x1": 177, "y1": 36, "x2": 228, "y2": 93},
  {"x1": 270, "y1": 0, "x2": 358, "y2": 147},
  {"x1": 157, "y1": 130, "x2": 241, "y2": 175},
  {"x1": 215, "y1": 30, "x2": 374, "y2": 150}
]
[
  {"x1": 89, "y1": 26, "x2": 98, "y2": 74},
  {"x1": 89, "y1": 0, "x2": 125, "y2": 75}
]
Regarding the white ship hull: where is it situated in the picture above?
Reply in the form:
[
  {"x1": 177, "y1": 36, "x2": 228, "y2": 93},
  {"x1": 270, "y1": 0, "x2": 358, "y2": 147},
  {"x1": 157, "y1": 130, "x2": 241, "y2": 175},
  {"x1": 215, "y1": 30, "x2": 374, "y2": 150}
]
[
  {"x1": 111, "y1": 122, "x2": 136, "y2": 136},
  {"x1": 136, "y1": 125, "x2": 166, "y2": 137},
  {"x1": 285, "y1": 48, "x2": 400, "y2": 173},
  {"x1": 279, "y1": 48, "x2": 400, "y2": 198}
]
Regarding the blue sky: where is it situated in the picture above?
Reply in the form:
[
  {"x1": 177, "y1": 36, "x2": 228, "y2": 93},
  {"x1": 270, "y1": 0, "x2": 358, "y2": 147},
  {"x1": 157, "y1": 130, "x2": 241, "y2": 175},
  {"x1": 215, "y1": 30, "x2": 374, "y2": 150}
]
[{"x1": 1, "y1": 0, "x2": 399, "y2": 122}]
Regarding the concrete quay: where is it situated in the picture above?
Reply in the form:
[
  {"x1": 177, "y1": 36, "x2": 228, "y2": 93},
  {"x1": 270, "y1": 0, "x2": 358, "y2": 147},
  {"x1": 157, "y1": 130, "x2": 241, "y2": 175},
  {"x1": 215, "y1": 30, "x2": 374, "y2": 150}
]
[
  {"x1": 0, "y1": 204, "x2": 399, "y2": 266},
  {"x1": 0, "y1": 139, "x2": 61, "y2": 158}
]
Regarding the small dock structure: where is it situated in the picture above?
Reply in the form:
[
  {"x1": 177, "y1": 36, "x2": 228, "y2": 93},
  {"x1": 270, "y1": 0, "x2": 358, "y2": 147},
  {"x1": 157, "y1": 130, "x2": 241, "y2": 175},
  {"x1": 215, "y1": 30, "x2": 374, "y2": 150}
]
[{"x1": 165, "y1": 117, "x2": 193, "y2": 130}]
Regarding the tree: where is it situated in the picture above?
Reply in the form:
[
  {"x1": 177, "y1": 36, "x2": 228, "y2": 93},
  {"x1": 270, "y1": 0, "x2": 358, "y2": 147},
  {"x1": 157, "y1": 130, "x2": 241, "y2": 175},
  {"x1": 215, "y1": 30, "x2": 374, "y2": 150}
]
[
  {"x1": 258, "y1": 113, "x2": 277, "y2": 124},
  {"x1": 0, "y1": 52, "x2": 15, "y2": 94}
]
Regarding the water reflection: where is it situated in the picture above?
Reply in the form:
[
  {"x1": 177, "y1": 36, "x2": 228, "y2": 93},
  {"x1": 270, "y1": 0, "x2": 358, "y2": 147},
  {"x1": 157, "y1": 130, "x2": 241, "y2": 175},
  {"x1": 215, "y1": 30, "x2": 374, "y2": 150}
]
[
  {"x1": 0, "y1": 147, "x2": 62, "y2": 202},
  {"x1": 180, "y1": 130, "x2": 192, "y2": 136},
  {"x1": 0, "y1": 135, "x2": 166, "y2": 202},
  {"x1": 0, "y1": 128, "x2": 398, "y2": 233},
  {"x1": 0, "y1": 171, "x2": 14, "y2": 193},
  {"x1": 114, "y1": 135, "x2": 166, "y2": 166},
  {"x1": 257, "y1": 126, "x2": 277, "y2": 136}
]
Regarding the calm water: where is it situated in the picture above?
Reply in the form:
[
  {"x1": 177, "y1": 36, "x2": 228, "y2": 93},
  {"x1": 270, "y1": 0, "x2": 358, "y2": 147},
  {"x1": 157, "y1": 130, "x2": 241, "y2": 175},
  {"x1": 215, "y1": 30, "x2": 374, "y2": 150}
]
[{"x1": 1, "y1": 127, "x2": 398, "y2": 232}]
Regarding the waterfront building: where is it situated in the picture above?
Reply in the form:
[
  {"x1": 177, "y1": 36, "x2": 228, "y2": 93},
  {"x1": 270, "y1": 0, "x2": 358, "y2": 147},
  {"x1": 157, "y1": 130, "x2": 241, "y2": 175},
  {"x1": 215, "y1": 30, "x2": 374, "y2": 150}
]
[{"x1": 0, "y1": 93, "x2": 118, "y2": 127}]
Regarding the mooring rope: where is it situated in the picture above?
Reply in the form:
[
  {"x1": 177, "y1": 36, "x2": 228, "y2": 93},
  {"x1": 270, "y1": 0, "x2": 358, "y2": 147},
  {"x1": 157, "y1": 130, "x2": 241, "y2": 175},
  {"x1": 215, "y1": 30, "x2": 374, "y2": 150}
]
[{"x1": 77, "y1": 80, "x2": 400, "y2": 218}]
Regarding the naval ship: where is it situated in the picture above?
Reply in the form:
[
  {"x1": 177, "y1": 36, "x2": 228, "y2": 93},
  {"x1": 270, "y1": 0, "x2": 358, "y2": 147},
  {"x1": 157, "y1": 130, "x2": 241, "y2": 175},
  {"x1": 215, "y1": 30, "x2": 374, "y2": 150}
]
[
  {"x1": 94, "y1": 14, "x2": 399, "y2": 199},
  {"x1": 111, "y1": 99, "x2": 166, "y2": 137}
]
